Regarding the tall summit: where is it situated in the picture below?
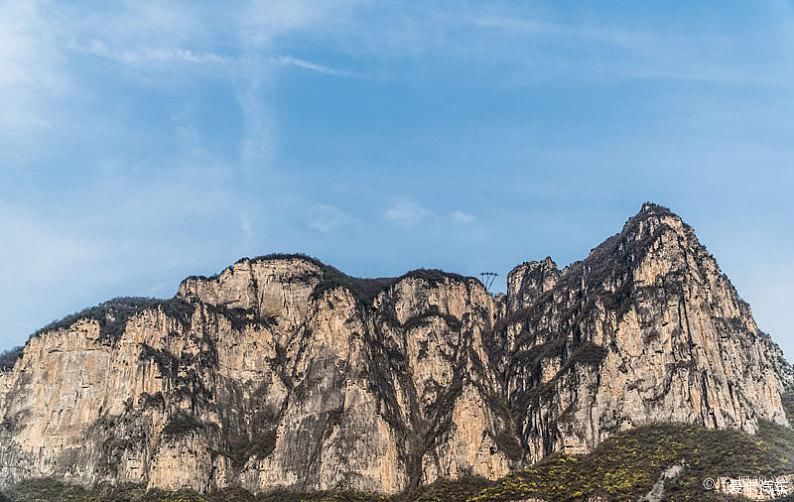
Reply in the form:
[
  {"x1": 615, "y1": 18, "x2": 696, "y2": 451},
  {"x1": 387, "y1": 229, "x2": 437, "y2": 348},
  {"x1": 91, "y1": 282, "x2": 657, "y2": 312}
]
[{"x1": 0, "y1": 204, "x2": 790, "y2": 495}]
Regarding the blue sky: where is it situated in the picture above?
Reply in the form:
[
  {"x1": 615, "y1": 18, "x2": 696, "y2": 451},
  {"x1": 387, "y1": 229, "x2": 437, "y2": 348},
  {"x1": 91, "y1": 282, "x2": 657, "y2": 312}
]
[{"x1": 1, "y1": 1, "x2": 793, "y2": 358}]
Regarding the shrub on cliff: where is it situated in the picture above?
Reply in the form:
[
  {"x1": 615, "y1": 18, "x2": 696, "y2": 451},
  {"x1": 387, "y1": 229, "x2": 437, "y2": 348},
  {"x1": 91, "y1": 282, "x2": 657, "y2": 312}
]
[{"x1": 0, "y1": 346, "x2": 22, "y2": 371}]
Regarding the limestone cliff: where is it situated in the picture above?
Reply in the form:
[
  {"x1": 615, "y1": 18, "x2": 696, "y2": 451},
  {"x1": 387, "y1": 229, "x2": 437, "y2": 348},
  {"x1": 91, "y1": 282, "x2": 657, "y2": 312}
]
[
  {"x1": 496, "y1": 203, "x2": 790, "y2": 465},
  {"x1": 0, "y1": 203, "x2": 789, "y2": 495}
]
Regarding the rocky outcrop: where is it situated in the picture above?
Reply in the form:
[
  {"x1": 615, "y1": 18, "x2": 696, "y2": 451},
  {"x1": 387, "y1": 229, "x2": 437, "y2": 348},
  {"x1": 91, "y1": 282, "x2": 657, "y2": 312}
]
[
  {"x1": 638, "y1": 461, "x2": 686, "y2": 502},
  {"x1": 497, "y1": 203, "x2": 789, "y2": 463},
  {"x1": 0, "y1": 204, "x2": 790, "y2": 494},
  {"x1": 0, "y1": 259, "x2": 517, "y2": 494}
]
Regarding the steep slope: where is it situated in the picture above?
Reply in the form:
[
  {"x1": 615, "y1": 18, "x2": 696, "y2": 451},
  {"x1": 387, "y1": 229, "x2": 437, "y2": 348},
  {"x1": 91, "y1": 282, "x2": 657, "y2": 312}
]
[
  {"x1": 496, "y1": 203, "x2": 790, "y2": 464},
  {"x1": 0, "y1": 204, "x2": 790, "y2": 496},
  {"x1": 0, "y1": 257, "x2": 517, "y2": 494}
]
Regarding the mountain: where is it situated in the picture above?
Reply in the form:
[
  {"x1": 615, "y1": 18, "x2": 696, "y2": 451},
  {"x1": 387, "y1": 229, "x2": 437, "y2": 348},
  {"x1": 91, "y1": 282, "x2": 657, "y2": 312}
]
[{"x1": 0, "y1": 203, "x2": 790, "y2": 499}]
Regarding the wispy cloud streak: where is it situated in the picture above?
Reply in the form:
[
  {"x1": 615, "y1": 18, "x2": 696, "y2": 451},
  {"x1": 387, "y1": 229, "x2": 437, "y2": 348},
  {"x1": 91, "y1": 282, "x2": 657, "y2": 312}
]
[
  {"x1": 70, "y1": 40, "x2": 353, "y2": 77},
  {"x1": 273, "y1": 55, "x2": 353, "y2": 76}
]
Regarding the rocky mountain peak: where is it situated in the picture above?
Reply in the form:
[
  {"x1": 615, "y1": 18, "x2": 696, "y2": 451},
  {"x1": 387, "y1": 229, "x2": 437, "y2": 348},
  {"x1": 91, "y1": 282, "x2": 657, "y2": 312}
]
[
  {"x1": 506, "y1": 257, "x2": 561, "y2": 312},
  {"x1": 178, "y1": 253, "x2": 477, "y2": 313},
  {"x1": 638, "y1": 200, "x2": 676, "y2": 216},
  {"x1": 615, "y1": 203, "x2": 701, "y2": 271}
]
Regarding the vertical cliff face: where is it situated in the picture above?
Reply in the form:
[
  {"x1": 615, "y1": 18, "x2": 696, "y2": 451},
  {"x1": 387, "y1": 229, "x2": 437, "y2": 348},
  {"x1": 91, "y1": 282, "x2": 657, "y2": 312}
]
[
  {"x1": 0, "y1": 204, "x2": 790, "y2": 495},
  {"x1": 0, "y1": 257, "x2": 517, "y2": 494},
  {"x1": 498, "y1": 203, "x2": 790, "y2": 463}
]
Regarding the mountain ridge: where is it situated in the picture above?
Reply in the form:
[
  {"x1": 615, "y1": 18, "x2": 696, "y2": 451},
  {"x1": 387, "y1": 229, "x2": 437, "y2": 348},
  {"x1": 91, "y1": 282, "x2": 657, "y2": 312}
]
[{"x1": 0, "y1": 203, "x2": 790, "y2": 498}]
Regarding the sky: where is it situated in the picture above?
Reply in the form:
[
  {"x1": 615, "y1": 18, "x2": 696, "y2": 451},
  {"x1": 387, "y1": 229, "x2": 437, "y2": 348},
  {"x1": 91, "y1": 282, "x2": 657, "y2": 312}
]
[{"x1": 1, "y1": 1, "x2": 793, "y2": 359}]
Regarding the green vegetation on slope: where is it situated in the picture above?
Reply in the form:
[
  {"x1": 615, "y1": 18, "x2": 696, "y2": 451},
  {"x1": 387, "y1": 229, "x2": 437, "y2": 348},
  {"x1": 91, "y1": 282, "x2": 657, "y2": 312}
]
[
  {"x1": 32, "y1": 297, "x2": 195, "y2": 343},
  {"x1": 0, "y1": 346, "x2": 22, "y2": 371},
  {"x1": 4, "y1": 419, "x2": 793, "y2": 502},
  {"x1": 473, "y1": 420, "x2": 794, "y2": 501}
]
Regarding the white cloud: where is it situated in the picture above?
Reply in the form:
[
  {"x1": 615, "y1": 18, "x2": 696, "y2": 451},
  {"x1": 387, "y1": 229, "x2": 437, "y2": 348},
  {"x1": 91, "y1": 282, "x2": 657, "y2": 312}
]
[
  {"x1": 307, "y1": 204, "x2": 351, "y2": 233},
  {"x1": 70, "y1": 40, "x2": 232, "y2": 65},
  {"x1": 385, "y1": 199, "x2": 429, "y2": 229},
  {"x1": 299, "y1": 3, "x2": 794, "y2": 86},
  {"x1": 0, "y1": 2, "x2": 63, "y2": 90},
  {"x1": 0, "y1": 0, "x2": 352, "y2": 160},
  {"x1": 0, "y1": 1, "x2": 66, "y2": 136},
  {"x1": 71, "y1": 41, "x2": 351, "y2": 77},
  {"x1": 274, "y1": 55, "x2": 352, "y2": 76},
  {"x1": 233, "y1": 60, "x2": 277, "y2": 173},
  {"x1": 232, "y1": 2, "x2": 358, "y2": 174},
  {"x1": 451, "y1": 210, "x2": 475, "y2": 224},
  {"x1": 239, "y1": 0, "x2": 362, "y2": 49},
  {"x1": 65, "y1": 1, "x2": 209, "y2": 56},
  {"x1": 239, "y1": 213, "x2": 255, "y2": 242},
  {"x1": 239, "y1": 0, "x2": 319, "y2": 48}
]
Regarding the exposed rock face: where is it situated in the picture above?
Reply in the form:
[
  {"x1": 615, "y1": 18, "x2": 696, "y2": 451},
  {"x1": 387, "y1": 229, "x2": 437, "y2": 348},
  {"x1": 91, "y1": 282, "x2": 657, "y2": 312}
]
[
  {"x1": 0, "y1": 261, "x2": 516, "y2": 494},
  {"x1": 496, "y1": 203, "x2": 790, "y2": 464},
  {"x1": 0, "y1": 203, "x2": 790, "y2": 494},
  {"x1": 638, "y1": 461, "x2": 686, "y2": 502}
]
